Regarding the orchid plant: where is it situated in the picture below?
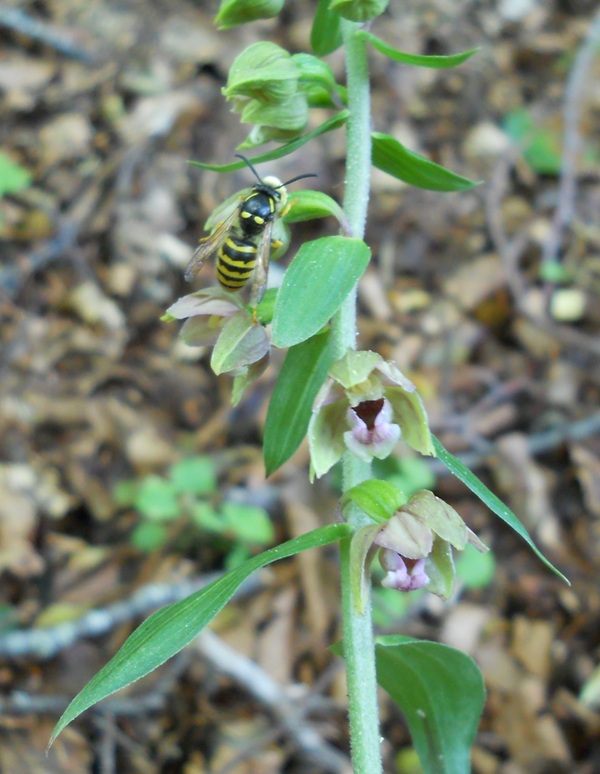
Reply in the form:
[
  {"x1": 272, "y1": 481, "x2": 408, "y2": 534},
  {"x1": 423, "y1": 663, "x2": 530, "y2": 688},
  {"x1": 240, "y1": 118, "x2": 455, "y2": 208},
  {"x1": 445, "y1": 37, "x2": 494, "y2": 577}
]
[{"x1": 50, "y1": 2, "x2": 568, "y2": 771}]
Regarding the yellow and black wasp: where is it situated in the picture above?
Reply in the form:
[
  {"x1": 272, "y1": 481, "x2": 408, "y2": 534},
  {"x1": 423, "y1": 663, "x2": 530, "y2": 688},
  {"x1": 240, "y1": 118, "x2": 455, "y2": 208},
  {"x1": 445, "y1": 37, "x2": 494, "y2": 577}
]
[{"x1": 185, "y1": 154, "x2": 316, "y2": 311}]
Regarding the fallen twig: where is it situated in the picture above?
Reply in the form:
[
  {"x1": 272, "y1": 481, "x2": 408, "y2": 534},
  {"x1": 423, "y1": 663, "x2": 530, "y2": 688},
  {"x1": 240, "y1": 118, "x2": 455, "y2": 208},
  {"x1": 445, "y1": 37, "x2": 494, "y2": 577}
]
[{"x1": 0, "y1": 6, "x2": 96, "y2": 62}]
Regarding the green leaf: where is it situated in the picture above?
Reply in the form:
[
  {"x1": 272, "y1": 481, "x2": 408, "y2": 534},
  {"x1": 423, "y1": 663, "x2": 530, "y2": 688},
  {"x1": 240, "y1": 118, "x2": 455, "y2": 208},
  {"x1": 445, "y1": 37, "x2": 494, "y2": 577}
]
[
  {"x1": 0, "y1": 153, "x2": 32, "y2": 197},
  {"x1": 456, "y1": 544, "x2": 496, "y2": 589},
  {"x1": 188, "y1": 111, "x2": 348, "y2": 172},
  {"x1": 374, "y1": 636, "x2": 485, "y2": 773},
  {"x1": 113, "y1": 480, "x2": 138, "y2": 507},
  {"x1": 310, "y1": 0, "x2": 343, "y2": 56},
  {"x1": 264, "y1": 330, "x2": 334, "y2": 475},
  {"x1": 134, "y1": 476, "x2": 180, "y2": 521},
  {"x1": 221, "y1": 503, "x2": 274, "y2": 545},
  {"x1": 130, "y1": 522, "x2": 168, "y2": 552},
  {"x1": 50, "y1": 523, "x2": 352, "y2": 745},
  {"x1": 358, "y1": 31, "x2": 479, "y2": 69},
  {"x1": 283, "y1": 190, "x2": 348, "y2": 230},
  {"x1": 271, "y1": 236, "x2": 371, "y2": 348},
  {"x1": 169, "y1": 457, "x2": 216, "y2": 496},
  {"x1": 372, "y1": 132, "x2": 480, "y2": 192},
  {"x1": 432, "y1": 435, "x2": 570, "y2": 584},
  {"x1": 503, "y1": 109, "x2": 562, "y2": 175},
  {"x1": 342, "y1": 479, "x2": 407, "y2": 523}
]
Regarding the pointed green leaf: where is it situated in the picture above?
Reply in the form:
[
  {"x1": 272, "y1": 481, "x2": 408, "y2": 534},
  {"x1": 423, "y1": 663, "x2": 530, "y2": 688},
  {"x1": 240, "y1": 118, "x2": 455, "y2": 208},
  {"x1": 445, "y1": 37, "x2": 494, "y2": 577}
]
[
  {"x1": 272, "y1": 236, "x2": 371, "y2": 348},
  {"x1": 375, "y1": 636, "x2": 485, "y2": 773},
  {"x1": 264, "y1": 330, "x2": 334, "y2": 475},
  {"x1": 310, "y1": 0, "x2": 343, "y2": 56},
  {"x1": 50, "y1": 523, "x2": 352, "y2": 746},
  {"x1": 432, "y1": 435, "x2": 570, "y2": 584},
  {"x1": 342, "y1": 479, "x2": 407, "y2": 523},
  {"x1": 359, "y1": 31, "x2": 479, "y2": 69},
  {"x1": 372, "y1": 132, "x2": 480, "y2": 192},
  {"x1": 188, "y1": 111, "x2": 348, "y2": 172}
]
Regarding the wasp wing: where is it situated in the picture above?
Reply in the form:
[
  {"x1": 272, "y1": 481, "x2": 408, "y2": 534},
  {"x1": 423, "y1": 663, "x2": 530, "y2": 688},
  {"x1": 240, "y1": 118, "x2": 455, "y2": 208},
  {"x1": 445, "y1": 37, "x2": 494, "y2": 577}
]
[
  {"x1": 184, "y1": 208, "x2": 239, "y2": 282},
  {"x1": 250, "y1": 218, "x2": 273, "y2": 310}
]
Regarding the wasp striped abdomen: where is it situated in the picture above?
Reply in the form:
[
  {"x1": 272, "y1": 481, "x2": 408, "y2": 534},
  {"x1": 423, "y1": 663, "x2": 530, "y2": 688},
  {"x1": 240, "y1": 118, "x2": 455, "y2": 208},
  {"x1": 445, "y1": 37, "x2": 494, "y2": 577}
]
[{"x1": 217, "y1": 234, "x2": 258, "y2": 290}]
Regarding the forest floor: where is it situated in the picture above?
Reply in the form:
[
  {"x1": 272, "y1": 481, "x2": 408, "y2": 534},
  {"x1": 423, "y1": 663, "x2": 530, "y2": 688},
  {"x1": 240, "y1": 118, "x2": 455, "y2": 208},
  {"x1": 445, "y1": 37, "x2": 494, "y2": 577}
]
[{"x1": 1, "y1": 0, "x2": 600, "y2": 772}]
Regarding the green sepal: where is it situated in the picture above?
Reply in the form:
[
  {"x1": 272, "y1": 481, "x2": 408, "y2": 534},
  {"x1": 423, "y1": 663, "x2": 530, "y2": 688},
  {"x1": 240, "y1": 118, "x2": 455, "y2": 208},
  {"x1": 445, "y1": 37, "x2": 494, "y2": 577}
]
[
  {"x1": 239, "y1": 91, "x2": 308, "y2": 132},
  {"x1": 350, "y1": 524, "x2": 382, "y2": 614},
  {"x1": 384, "y1": 386, "x2": 435, "y2": 456},
  {"x1": 372, "y1": 132, "x2": 480, "y2": 192},
  {"x1": 292, "y1": 53, "x2": 340, "y2": 108},
  {"x1": 254, "y1": 288, "x2": 278, "y2": 325},
  {"x1": 310, "y1": 0, "x2": 343, "y2": 56},
  {"x1": 425, "y1": 537, "x2": 456, "y2": 600},
  {"x1": 342, "y1": 479, "x2": 408, "y2": 524},
  {"x1": 329, "y1": 0, "x2": 389, "y2": 22},
  {"x1": 308, "y1": 398, "x2": 348, "y2": 481},
  {"x1": 210, "y1": 312, "x2": 270, "y2": 375},
  {"x1": 358, "y1": 31, "x2": 479, "y2": 69},
  {"x1": 330, "y1": 350, "x2": 382, "y2": 389},
  {"x1": 402, "y1": 490, "x2": 469, "y2": 549},
  {"x1": 231, "y1": 355, "x2": 270, "y2": 406},
  {"x1": 215, "y1": 0, "x2": 285, "y2": 29}
]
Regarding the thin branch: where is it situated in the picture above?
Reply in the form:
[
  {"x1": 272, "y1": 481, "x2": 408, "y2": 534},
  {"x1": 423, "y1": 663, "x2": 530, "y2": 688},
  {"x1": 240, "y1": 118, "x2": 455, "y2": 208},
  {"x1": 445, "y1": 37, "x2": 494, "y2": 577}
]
[
  {"x1": 196, "y1": 630, "x2": 351, "y2": 774},
  {"x1": 0, "y1": 7, "x2": 96, "y2": 62},
  {"x1": 541, "y1": 8, "x2": 600, "y2": 266},
  {"x1": 0, "y1": 573, "x2": 263, "y2": 659}
]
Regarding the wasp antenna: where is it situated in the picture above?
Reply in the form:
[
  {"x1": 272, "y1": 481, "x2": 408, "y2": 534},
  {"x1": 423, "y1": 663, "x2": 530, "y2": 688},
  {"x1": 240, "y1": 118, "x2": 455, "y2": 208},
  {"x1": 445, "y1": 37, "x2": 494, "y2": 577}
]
[
  {"x1": 235, "y1": 154, "x2": 263, "y2": 184},
  {"x1": 280, "y1": 172, "x2": 318, "y2": 188}
]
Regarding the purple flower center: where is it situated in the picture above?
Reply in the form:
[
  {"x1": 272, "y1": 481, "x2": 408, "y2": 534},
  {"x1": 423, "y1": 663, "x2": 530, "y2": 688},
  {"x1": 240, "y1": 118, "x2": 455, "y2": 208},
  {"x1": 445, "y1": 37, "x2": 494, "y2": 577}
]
[{"x1": 352, "y1": 398, "x2": 384, "y2": 430}]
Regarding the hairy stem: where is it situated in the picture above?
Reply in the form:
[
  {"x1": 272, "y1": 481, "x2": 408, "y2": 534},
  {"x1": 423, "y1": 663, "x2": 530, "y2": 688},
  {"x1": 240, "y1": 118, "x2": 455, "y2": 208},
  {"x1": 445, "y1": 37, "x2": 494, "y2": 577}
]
[{"x1": 331, "y1": 20, "x2": 383, "y2": 774}]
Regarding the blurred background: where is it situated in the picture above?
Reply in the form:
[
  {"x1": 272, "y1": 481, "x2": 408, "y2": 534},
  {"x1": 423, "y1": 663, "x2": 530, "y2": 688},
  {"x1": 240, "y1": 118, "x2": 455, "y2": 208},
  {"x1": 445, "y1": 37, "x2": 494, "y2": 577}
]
[{"x1": 1, "y1": 0, "x2": 600, "y2": 771}]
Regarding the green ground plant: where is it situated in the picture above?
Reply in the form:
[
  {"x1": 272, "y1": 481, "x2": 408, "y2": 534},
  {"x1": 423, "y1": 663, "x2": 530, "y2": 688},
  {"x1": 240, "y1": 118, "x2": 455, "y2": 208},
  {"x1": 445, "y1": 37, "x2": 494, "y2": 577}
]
[
  {"x1": 115, "y1": 456, "x2": 274, "y2": 566},
  {"x1": 51, "y1": 2, "x2": 568, "y2": 770}
]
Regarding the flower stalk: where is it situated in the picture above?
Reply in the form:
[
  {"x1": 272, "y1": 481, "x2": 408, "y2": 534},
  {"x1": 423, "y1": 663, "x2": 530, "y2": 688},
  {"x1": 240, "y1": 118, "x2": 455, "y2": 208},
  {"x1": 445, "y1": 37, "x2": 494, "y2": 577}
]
[{"x1": 333, "y1": 20, "x2": 383, "y2": 774}]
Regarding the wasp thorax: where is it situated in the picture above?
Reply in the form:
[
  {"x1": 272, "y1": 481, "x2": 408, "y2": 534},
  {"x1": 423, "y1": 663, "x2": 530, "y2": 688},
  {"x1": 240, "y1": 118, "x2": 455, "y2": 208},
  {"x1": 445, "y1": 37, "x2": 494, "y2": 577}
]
[{"x1": 262, "y1": 176, "x2": 287, "y2": 212}]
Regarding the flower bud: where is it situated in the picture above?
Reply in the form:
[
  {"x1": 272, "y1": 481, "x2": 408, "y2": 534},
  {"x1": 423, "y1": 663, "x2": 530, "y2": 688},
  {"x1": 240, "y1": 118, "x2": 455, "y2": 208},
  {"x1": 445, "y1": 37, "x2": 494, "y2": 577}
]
[
  {"x1": 292, "y1": 53, "x2": 339, "y2": 108},
  {"x1": 215, "y1": 0, "x2": 285, "y2": 30},
  {"x1": 223, "y1": 42, "x2": 300, "y2": 106}
]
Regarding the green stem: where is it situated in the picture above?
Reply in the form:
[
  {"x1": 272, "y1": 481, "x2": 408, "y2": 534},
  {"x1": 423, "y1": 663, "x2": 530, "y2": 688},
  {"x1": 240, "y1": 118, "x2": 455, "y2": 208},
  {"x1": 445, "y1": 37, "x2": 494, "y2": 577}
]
[{"x1": 331, "y1": 20, "x2": 383, "y2": 774}]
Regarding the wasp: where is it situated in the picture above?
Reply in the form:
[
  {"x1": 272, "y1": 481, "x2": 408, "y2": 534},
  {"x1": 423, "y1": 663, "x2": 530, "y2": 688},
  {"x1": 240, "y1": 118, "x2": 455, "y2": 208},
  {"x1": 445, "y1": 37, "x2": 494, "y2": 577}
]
[{"x1": 185, "y1": 154, "x2": 316, "y2": 312}]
